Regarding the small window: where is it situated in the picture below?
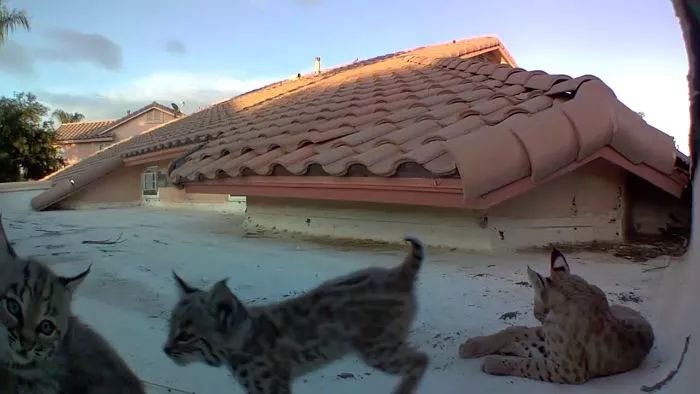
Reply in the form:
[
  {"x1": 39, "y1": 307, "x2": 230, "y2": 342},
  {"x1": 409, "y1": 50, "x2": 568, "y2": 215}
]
[
  {"x1": 97, "y1": 143, "x2": 108, "y2": 151},
  {"x1": 56, "y1": 146, "x2": 66, "y2": 158},
  {"x1": 142, "y1": 168, "x2": 158, "y2": 196},
  {"x1": 146, "y1": 110, "x2": 163, "y2": 123}
]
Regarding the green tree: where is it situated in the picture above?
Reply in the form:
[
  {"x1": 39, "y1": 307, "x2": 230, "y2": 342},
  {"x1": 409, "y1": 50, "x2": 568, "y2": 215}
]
[
  {"x1": 0, "y1": 0, "x2": 29, "y2": 44},
  {"x1": 0, "y1": 92, "x2": 64, "y2": 182},
  {"x1": 52, "y1": 109, "x2": 85, "y2": 124}
]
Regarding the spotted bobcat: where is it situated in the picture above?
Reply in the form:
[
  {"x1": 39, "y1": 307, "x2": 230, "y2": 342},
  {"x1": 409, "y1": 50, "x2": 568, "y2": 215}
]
[
  {"x1": 164, "y1": 237, "x2": 428, "y2": 394},
  {"x1": 458, "y1": 248, "x2": 654, "y2": 384},
  {"x1": 0, "y1": 215, "x2": 145, "y2": 393}
]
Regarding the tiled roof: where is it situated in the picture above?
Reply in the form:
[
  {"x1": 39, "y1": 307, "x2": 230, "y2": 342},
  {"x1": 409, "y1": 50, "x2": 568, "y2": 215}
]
[
  {"x1": 33, "y1": 36, "x2": 513, "y2": 210},
  {"x1": 168, "y1": 55, "x2": 685, "y2": 202},
  {"x1": 55, "y1": 120, "x2": 116, "y2": 142},
  {"x1": 54, "y1": 102, "x2": 176, "y2": 143}
]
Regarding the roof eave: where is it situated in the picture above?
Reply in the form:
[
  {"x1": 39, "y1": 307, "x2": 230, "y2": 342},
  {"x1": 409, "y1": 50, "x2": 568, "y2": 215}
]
[
  {"x1": 177, "y1": 147, "x2": 686, "y2": 210},
  {"x1": 56, "y1": 137, "x2": 115, "y2": 144}
]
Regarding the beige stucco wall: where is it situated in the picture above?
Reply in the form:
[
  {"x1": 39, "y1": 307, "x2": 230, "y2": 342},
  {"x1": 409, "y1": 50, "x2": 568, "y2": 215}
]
[
  {"x1": 112, "y1": 110, "x2": 175, "y2": 142},
  {"x1": 58, "y1": 158, "x2": 232, "y2": 210},
  {"x1": 244, "y1": 160, "x2": 628, "y2": 251},
  {"x1": 61, "y1": 142, "x2": 103, "y2": 166},
  {"x1": 57, "y1": 164, "x2": 146, "y2": 209},
  {"x1": 58, "y1": 109, "x2": 176, "y2": 165}
]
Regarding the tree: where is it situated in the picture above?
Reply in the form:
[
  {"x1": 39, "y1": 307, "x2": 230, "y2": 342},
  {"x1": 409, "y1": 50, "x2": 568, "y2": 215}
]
[
  {"x1": 52, "y1": 109, "x2": 85, "y2": 124},
  {"x1": 0, "y1": 92, "x2": 64, "y2": 182},
  {"x1": 0, "y1": 0, "x2": 30, "y2": 45}
]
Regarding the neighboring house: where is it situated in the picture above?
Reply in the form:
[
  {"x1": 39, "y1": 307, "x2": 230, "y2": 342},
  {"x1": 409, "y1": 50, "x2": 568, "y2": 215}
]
[
  {"x1": 54, "y1": 102, "x2": 178, "y2": 166},
  {"x1": 31, "y1": 36, "x2": 691, "y2": 251}
]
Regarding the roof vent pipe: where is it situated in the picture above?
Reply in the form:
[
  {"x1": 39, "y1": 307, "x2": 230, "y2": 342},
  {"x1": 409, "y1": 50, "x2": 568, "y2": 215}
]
[{"x1": 314, "y1": 57, "x2": 321, "y2": 75}]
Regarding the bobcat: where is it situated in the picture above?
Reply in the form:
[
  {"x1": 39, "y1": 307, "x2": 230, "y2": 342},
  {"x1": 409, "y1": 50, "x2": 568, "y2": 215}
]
[
  {"x1": 164, "y1": 237, "x2": 428, "y2": 394},
  {"x1": 0, "y1": 214, "x2": 145, "y2": 393},
  {"x1": 459, "y1": 248, "x2": 654, "y2": 384}
]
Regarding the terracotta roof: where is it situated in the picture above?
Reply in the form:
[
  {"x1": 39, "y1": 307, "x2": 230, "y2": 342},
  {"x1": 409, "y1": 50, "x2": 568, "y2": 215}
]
[
  {"x1": 32, "y1": 35, "x2": 513, "y2": 210},
  {"x1": 168, "y1": 55, "x2": 686, "y2": 204},
  {"x1": 55, "y1": 120, "x2": 115, "y2": 142},
  {"x1": 54, "y1": 102, "x2": 176, "y2": 143}
]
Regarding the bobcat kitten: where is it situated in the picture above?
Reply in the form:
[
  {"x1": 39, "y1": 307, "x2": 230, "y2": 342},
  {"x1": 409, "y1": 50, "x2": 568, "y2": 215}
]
[
  {"x1": 164, "y1": 237, "x2": 428, "y2": 394},
  {"x1": 459, "y1": 248, "x2": 654, "y2": 384},
  {"x1": 0, "y1": 215, "x2": 145, "y2": 393}
]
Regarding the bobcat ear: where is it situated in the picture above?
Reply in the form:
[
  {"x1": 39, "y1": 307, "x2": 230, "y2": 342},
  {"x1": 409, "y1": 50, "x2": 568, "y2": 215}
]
[
  {"x1": 0, "y1": 214, "x2": 17, "y2": 260},
  {"x1": 209, "y1": 278, "x2": 233, "y2": 302},
  {"x1": 527, "y1": 266, "x2": 545, "y2": 292},
  {"x1": 550, "y1": 248, "x2": 570, "y2": 274},
  {"x1": 173, "y1": 271, "x2": 199, "y2": 296},
  {"x1": 208, "y1": 279, "x2": 247, "y2": 330},
  {"x1": 60, "y1": 265, "x2": 91, "y2": 293}
]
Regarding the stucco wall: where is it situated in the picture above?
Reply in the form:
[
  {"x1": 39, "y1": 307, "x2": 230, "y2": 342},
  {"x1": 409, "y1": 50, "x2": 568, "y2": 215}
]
[
  {"x1": 57, "y1": 164, "x2": 146, "y2": 209},
  {"x1": 244, "y1": 160, "x2": 628, "y2": 251},
  {"x1": 112, "y1": 110, "x2": 175, "y2": 142},
  {"x1": 486, "y1": 160, "x2": 626, "y2": 249},
  {"x1": 62, "y1": 142, "x2": 103, "y2": 166},
  {"x1": 58, "y1": 159, "x2": 231, "y2": 209}
]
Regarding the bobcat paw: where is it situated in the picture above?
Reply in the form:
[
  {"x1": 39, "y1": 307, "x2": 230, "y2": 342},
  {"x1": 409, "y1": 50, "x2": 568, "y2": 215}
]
[
  {"x1": 480, "y1": 355, "x2": 511, "y2": 376},
  {"x1": 459, "y1": 337, "x2": 492, "y2": 358}
]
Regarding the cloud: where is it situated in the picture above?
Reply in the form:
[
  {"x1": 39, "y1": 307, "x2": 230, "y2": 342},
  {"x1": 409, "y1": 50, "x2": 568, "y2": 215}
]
[
  {"x1": 0, "y1": 42, "x2": 35, "y2": 77},
  {"x1": 0, "y1": 29, "x2": 122, "y2": 76},
  {"x1": 164, "y1": 40, "x2": 186, "y2": 55},
  {"x1": 36, "y1": 29, "x2": 122, "y2": 70},
  {"x1": 37, "y1": 71, "x2": 279, "y2": 119}
]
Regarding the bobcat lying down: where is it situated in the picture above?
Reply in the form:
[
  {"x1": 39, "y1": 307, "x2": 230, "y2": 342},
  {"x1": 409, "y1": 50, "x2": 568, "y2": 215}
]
[
  {"x1": 0, "y1": 215, "x2": 144, "y2": 393},
  {"x1": 164, "y1": 237, "x2": 428, "y2": 394},
  {"x1": 459, "y1": 248, "x2": 654, "y2": 384}
]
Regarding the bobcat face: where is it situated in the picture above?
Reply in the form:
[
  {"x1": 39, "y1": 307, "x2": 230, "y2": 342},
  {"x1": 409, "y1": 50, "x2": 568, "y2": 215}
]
[
  {"x1": 164, "y1": 273, "x2": 250, "y2": 367},
  {"x1": 0, "y1": 215, "x2": 89, "y2": 366}
]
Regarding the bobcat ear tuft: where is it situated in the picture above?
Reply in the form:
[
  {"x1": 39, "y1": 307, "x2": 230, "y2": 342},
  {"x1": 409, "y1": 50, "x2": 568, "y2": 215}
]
[
  {"x1": 173, "y1": 271, "x2": 198, "y2": 295},
  {"x1": 60, "y1": 265, "x2": 91, "y2": 293},
  {"x1": 0, "y1": 214, "x2": 17, "y2": 259},
  {"x1": 550, "y1": 248, "x2": 570, "y2": 274}
]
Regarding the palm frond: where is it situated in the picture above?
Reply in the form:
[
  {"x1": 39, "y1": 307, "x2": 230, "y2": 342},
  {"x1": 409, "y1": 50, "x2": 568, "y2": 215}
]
[{"x1": 0, "y1": 4, "x2": 31, "y2": 44}]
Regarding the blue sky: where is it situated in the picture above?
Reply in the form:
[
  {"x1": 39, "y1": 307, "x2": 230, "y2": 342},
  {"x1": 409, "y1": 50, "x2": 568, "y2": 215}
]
[{"x1": 0, "y1": 0, "x2": 692, "y2": 152}]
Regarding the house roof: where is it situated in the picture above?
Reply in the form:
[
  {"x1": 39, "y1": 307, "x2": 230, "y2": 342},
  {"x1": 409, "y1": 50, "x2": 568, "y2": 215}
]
[
  {"x1": 54, "y1": 102, "x2": 176, "y2": 143},
  {"x1": 33, "y1": 35, "x2": 688, "y2": 212},
  {"x1": 55, "y1": 120, "x2": 116, "y2": 142},
  {"x1": 167, "y1": 50, "x2": 687, "y2": 206},
  {"x1": 32, "y1": 35, "x2": 514, "y2": 211}
]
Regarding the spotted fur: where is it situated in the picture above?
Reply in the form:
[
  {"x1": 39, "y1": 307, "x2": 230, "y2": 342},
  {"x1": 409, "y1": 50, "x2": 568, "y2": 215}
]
[
  {"x1": 0, "y1": 214, "x2": 145, "y2": 393},
  {"x1": 459, "y1": 248, "x2": 654, "y2": 384},
  {"x1": 164, "y1": 236, "x2": 428, "y2": 394}
]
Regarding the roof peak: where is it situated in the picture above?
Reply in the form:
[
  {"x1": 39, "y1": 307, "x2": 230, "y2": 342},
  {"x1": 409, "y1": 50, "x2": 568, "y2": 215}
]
[{"x1": 60, "y1": 119, "x2": 114, "y2": 125}]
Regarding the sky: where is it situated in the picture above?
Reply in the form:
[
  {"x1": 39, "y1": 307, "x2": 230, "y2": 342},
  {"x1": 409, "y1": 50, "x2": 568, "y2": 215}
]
[{"x1": 0, "y1": 0, "x2": 692, "y2": 153}]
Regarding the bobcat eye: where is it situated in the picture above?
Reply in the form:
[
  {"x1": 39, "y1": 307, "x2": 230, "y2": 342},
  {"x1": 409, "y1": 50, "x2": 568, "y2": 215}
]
[
  {"x1": 174, "y1": 332, "x2": 193, "y2": 343},
  {"x1": 38, "y1": 320, "x2": 56, "y2": 336},
  {"x1": 5, "y1": 299, "x2": 21, "y2": 317}
]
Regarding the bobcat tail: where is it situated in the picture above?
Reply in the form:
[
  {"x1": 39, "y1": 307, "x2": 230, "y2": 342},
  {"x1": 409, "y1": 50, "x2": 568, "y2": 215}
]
[{"x1": 399, "y1": 236, "x2": 425, "y2": 282}]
